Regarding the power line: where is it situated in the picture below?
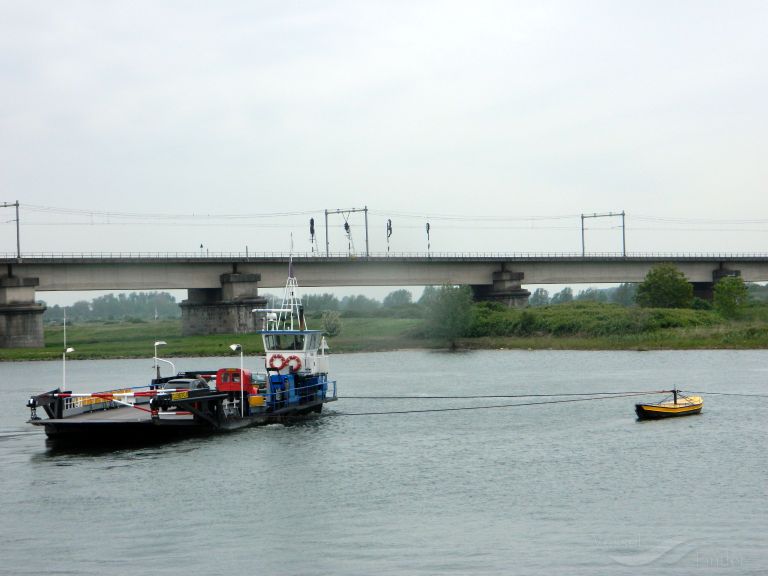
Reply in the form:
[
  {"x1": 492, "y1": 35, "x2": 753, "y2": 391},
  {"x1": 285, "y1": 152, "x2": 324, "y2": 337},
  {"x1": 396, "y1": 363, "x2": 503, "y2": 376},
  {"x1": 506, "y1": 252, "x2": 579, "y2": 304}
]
[
  {"x1": 368, "y1": 209, "x2": 579, "y2": 222},
  {"x1": 18, "y1": 221, "x2": 591, "y2": 231},
  {"x1": 20, "y1": 221, "x2": 309, "y2": 229},
  {"x1": 21, "y1": 203, "x2": 768, "y2": 227},
  {"x1": 22, "y1": 203, "x2": 320, "y2": 220},
  {"x1": 634, "y1": 215, "x2": 768, "y2": 225},
  {"x1": 629, "y1": 227, "x2": 768, "y2": 233},
  {"x1": 16, "y1": 219, "x2": 768, "y2": 234}
]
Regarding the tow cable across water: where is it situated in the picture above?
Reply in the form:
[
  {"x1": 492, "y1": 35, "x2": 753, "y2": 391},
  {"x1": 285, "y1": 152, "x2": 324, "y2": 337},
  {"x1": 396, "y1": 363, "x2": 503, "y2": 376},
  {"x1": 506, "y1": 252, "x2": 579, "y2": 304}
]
[
  {"x1": 688, "y1": 391, "x2": 768, "y2": 398},
  {"x1": 332, "y1": 390, "x2": 668, "y2": 417}
]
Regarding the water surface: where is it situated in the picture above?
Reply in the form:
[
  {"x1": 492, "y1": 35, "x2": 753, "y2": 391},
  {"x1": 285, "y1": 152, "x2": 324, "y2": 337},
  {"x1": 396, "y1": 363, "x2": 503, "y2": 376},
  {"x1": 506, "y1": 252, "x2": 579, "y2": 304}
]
[{"x1": 1, "y1": 350, "x2": 766, "y2": 574}]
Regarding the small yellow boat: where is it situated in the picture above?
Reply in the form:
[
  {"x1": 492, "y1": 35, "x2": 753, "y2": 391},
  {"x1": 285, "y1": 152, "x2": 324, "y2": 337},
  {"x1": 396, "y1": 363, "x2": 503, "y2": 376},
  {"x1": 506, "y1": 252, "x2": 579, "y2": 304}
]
[{"x1": 635, "y1": 390, "x2": 703, "y2": 420}]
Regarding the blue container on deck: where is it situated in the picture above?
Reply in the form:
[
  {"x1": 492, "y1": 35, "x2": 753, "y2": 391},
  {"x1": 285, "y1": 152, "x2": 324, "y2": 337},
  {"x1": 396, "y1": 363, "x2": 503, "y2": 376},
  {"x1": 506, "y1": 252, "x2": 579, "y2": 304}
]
[{"x1": 268, "y1": 376, "x2": 285, "y2": 409}]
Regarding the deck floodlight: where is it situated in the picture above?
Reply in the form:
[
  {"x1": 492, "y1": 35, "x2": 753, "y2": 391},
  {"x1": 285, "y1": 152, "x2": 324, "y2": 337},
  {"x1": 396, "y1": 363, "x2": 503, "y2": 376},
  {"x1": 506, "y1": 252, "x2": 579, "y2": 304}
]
[
  {"x1": 230, "y1": 344, "x2": 245, "y2": 416},
  {"x1": 154, "y1": 341, "x2": 168, "y2": 379},
  {"x1": 62, "y1": 347, "x2": 74, "y2": 390},
  {"x1": 154, "y1": 340, "x2": 167, "y2": 358}
]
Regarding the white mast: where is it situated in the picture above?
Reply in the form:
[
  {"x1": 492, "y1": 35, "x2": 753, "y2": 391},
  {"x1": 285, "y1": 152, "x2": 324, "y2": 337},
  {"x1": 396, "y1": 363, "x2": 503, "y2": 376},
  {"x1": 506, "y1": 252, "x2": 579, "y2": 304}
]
[{"x1": 259, "y1": 234, "x2": 305, "y2": 331}]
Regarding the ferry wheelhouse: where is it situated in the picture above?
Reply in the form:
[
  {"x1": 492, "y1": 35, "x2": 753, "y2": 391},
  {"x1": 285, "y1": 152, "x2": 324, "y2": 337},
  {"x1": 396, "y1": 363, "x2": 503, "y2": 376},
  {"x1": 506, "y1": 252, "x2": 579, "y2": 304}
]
[{"x1": 256, "y1": 271, "x2": 332, "y2": 416}]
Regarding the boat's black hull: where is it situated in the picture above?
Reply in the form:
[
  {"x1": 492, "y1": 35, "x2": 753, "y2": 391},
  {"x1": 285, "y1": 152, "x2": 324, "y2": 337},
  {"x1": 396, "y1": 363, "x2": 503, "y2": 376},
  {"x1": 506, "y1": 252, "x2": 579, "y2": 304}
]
[
  {"x1": 40, "y1": 421, "x2": 213, "y2": 449},
  {"x1": 635, "y1": 404, "x2": 702, "y2": 420},
  {"x1": 33, "y1": 401, "x2": 329, "y2": 446}
]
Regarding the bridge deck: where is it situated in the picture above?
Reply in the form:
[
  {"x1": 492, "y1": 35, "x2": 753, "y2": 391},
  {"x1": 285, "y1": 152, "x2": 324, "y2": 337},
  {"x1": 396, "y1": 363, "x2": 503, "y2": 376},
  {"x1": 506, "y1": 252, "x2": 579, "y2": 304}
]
[
  {"x1": 3, "y1": 253, "x2": 768, "y2": 290},
  {"x1": 4, "y1": 252, "x2": 768, "y2": 264}
]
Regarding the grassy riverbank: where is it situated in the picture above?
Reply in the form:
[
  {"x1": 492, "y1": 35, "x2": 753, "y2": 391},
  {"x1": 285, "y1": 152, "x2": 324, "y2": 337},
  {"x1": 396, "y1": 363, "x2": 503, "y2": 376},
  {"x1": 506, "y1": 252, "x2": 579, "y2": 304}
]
[
  {"x1": 0, "y1": 318, "x2": 430, "y2": 362},
  {"x1": 2, "y1": 303, "x2": 768, "y2": 361},
  {"x1": 458, "y1": 325, "x2": 768, "y2": 351},
  {"x1": 462, "y1": 302, "x2": 768, "y2": 350}
]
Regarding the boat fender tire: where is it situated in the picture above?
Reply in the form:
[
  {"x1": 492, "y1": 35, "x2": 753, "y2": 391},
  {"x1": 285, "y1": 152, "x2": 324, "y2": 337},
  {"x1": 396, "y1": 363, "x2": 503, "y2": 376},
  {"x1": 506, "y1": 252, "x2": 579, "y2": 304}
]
[
  {"x1": 269, "y1": 354, "x2": 287, "y2": 370},
  {"x1": 286, "y1": 355, "x2": 302, "y2": 373}
]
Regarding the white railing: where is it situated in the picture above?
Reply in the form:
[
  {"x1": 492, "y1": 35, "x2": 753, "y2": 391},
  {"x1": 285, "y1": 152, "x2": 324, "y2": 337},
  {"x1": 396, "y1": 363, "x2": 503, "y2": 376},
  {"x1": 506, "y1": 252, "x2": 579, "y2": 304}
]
[{"x1": 62, "y1": 388, "x2": 134, "y2": 415}]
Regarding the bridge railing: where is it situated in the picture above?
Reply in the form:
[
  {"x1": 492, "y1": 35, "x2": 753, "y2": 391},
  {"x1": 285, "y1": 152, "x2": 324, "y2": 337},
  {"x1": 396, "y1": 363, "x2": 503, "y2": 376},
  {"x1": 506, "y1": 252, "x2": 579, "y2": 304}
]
[{"x1": 3, "y1": 251, "x2": 768, "y2": 260}]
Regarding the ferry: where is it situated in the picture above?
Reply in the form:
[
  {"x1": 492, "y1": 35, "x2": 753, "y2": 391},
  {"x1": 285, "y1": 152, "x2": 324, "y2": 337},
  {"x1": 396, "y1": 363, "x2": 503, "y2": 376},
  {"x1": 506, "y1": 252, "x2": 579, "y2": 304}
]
[
  {"x1": 635, "y1": 390, "x2": 703, "y2": 420},
  {"x1": 25, "y1": 269, "x2": 337, "y2": 443}
]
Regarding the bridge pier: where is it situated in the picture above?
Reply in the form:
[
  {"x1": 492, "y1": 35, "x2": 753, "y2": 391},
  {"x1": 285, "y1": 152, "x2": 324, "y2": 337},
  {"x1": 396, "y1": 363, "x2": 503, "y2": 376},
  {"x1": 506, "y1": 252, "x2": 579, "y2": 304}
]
[
  {"x1": 0, "y1": 276, "x2": 46, "y2": 348},
  {"x1": 180, "y1": 273, "x2": 267, "y2": 336},
  {"x1": 691, "y1": 267, "x2": 741, "y2": 301},
  {"x1": 472, "y1": 270, "x2": 531, "y2": 308}
]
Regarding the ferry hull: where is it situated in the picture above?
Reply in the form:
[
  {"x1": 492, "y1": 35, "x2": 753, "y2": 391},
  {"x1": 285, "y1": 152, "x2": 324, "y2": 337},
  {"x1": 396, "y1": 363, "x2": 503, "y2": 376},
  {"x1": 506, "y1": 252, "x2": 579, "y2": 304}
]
[
  {"x1": 31, "y1": 397, "x2": 332, "y2": 445},
  {"x1": 38, "y1": 420, "x2": 209, "y2": 444}
]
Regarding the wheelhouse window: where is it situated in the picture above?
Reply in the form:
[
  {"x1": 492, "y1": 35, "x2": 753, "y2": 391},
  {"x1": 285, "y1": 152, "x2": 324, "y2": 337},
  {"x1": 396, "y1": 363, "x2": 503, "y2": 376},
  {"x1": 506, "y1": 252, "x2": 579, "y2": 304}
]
[
  {"x1": 307, "y1": 334, "x2": 320, "y2": 350},
  {"x1": 264, "y1": 334, "x2": 306, "y2": 351}
]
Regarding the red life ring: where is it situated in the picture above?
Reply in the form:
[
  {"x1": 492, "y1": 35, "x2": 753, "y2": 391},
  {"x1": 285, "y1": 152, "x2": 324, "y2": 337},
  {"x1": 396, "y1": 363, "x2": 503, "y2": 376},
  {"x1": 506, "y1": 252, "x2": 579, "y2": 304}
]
[
  {"x1": 285, "y1": 355, "x2": 302, "y2": 372},
  {"x1": 268, "y1": 354, "x2": 286, "y2": 370}
]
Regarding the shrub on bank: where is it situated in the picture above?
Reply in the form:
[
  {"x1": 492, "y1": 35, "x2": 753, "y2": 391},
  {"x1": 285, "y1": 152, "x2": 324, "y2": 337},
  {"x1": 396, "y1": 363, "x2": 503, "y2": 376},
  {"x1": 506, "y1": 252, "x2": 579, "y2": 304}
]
[{"x1": 467, "y1": 302, "x2": 719, "y2": 338}]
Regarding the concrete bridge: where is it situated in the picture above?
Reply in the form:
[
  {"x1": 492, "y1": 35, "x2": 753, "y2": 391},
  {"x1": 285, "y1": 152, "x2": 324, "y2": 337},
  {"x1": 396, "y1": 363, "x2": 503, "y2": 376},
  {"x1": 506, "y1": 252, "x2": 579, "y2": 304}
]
[{"x1": 2, "y1": 251, "x2": 768, "y2": 347}]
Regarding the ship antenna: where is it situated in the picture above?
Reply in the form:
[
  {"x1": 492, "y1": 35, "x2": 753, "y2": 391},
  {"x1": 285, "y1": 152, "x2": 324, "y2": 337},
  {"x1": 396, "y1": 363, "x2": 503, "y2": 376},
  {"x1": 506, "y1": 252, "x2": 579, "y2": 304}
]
[
  {"x1": 278, "y1": 233, "x2": 301, "y2": 330},
  {"x1": 288, "y1": 233, "x2": 295, "y2": 279}
]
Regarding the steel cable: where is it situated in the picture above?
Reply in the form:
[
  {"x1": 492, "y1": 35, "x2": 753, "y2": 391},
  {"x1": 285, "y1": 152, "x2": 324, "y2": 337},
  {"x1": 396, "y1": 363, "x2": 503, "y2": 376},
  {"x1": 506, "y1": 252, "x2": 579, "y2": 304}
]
[{"x1": 333, "y1": 391, "x2": 663, "y2": 416}]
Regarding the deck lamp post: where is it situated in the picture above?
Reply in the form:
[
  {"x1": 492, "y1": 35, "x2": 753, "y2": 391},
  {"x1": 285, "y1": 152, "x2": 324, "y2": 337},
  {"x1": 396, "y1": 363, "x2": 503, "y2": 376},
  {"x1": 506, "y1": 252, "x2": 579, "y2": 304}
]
[
  {"x1": 230, "y1": 344, "x2": 244, "y2": 416},
  {"x1": 62, "y1": 347, "x2": 74, "y2": 391},
  {"x1": 154, "y1": 341, "x2": 167, "y2": 379}
]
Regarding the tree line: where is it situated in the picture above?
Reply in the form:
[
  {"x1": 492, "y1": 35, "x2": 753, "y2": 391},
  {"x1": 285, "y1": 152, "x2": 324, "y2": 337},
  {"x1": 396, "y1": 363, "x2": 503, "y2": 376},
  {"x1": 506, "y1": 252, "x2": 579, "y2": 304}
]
[
  {"x1": 528, "y1": 284, "x2": 637, "y2": 306},
  {"x1": 40, "y1": 288, "x2": 425, "y2": 323},
  {"x1": 41, "y1": 265, "x2": 766, "y2": 329},
  {"x1": 43, "y1": 292, "x2": 182, "y2": 323}
]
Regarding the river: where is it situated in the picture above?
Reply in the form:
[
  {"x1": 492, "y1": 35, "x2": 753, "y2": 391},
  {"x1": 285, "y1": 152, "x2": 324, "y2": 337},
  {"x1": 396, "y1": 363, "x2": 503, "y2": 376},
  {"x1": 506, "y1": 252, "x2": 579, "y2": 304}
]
[{"x1": 0, "y1": 350, "x2": 766, "y2": 575}]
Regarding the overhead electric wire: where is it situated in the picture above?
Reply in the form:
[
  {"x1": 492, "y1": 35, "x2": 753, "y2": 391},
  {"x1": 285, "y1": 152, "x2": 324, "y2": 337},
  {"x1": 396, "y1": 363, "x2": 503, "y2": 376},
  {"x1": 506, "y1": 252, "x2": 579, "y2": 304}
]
[
  {"x1": 22, "y1": 203, "x2": 768, "y2": 228},
  {"x1": 21, "y1": 221, "x2": 309, "y2": 228},
  {"x1": 20, "y1": 221, "x2": 588, "y2": 231},
  {"x1": 19, "y1": 203, "x2": 768, "y2": 244},
  {"x1": 22, "y1": 203, "x2": 320, "y2": 220},
  {"x1": 23, "y1": 204, "x2": 582, "y2": 226},
  {"x1": 630, "y1": 227, "x2": 768, "y2": 233},
  {"x1": 368, "y1": 209, "x2": 579, "y2": 222},
  {"x1": 18, "y1": 219, "x2": 768, "y2": 234},
  {"x1": 634, "y1": 214, "x2": 768, "y2": 225}
]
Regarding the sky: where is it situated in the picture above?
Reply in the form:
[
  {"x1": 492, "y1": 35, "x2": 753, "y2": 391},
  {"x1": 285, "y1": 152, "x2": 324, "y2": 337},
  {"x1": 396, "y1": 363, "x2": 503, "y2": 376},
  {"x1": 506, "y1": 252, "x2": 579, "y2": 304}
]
[{"x1": 1, "y1": 1, "x2": 767, "y2": 303}]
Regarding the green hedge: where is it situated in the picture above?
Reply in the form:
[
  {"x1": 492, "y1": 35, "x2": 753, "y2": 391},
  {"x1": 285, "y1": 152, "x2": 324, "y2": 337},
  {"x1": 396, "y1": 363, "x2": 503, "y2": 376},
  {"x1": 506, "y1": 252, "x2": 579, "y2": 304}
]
[{"x1": 467, "y1": 302, "x2": 720, "y2": 338}]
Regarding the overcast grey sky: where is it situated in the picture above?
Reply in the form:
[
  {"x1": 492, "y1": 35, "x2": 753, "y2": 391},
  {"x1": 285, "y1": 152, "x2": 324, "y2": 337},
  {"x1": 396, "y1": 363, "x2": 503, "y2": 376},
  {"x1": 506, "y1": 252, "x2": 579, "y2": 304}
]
[{"x1": 1, "y1": 0, "x2": 767, "y2": 260}]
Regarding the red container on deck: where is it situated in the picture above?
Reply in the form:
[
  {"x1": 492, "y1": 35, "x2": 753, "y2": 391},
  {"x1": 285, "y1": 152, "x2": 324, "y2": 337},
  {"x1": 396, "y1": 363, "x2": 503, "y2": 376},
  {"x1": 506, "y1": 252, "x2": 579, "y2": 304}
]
[{"x1": 216, "y1": 368, "x2": 256, "y2": 394}]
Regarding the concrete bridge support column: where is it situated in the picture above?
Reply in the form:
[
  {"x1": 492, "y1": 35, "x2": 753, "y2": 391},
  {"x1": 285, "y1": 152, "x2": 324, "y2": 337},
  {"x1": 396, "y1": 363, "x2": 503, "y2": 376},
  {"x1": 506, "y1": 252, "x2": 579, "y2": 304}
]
[
  {"x1": 180, "y1": 273, "x2": 267, "y2": 336},
  {"x1": 471, "y1": 270, "x2": 531, "y2": 308},
  {"x1": 0, "y1": 276, "x2": 46, "y2": 348},
  {"x1": 691, "y1": 268, "x2": 741, "y2": 301}
]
